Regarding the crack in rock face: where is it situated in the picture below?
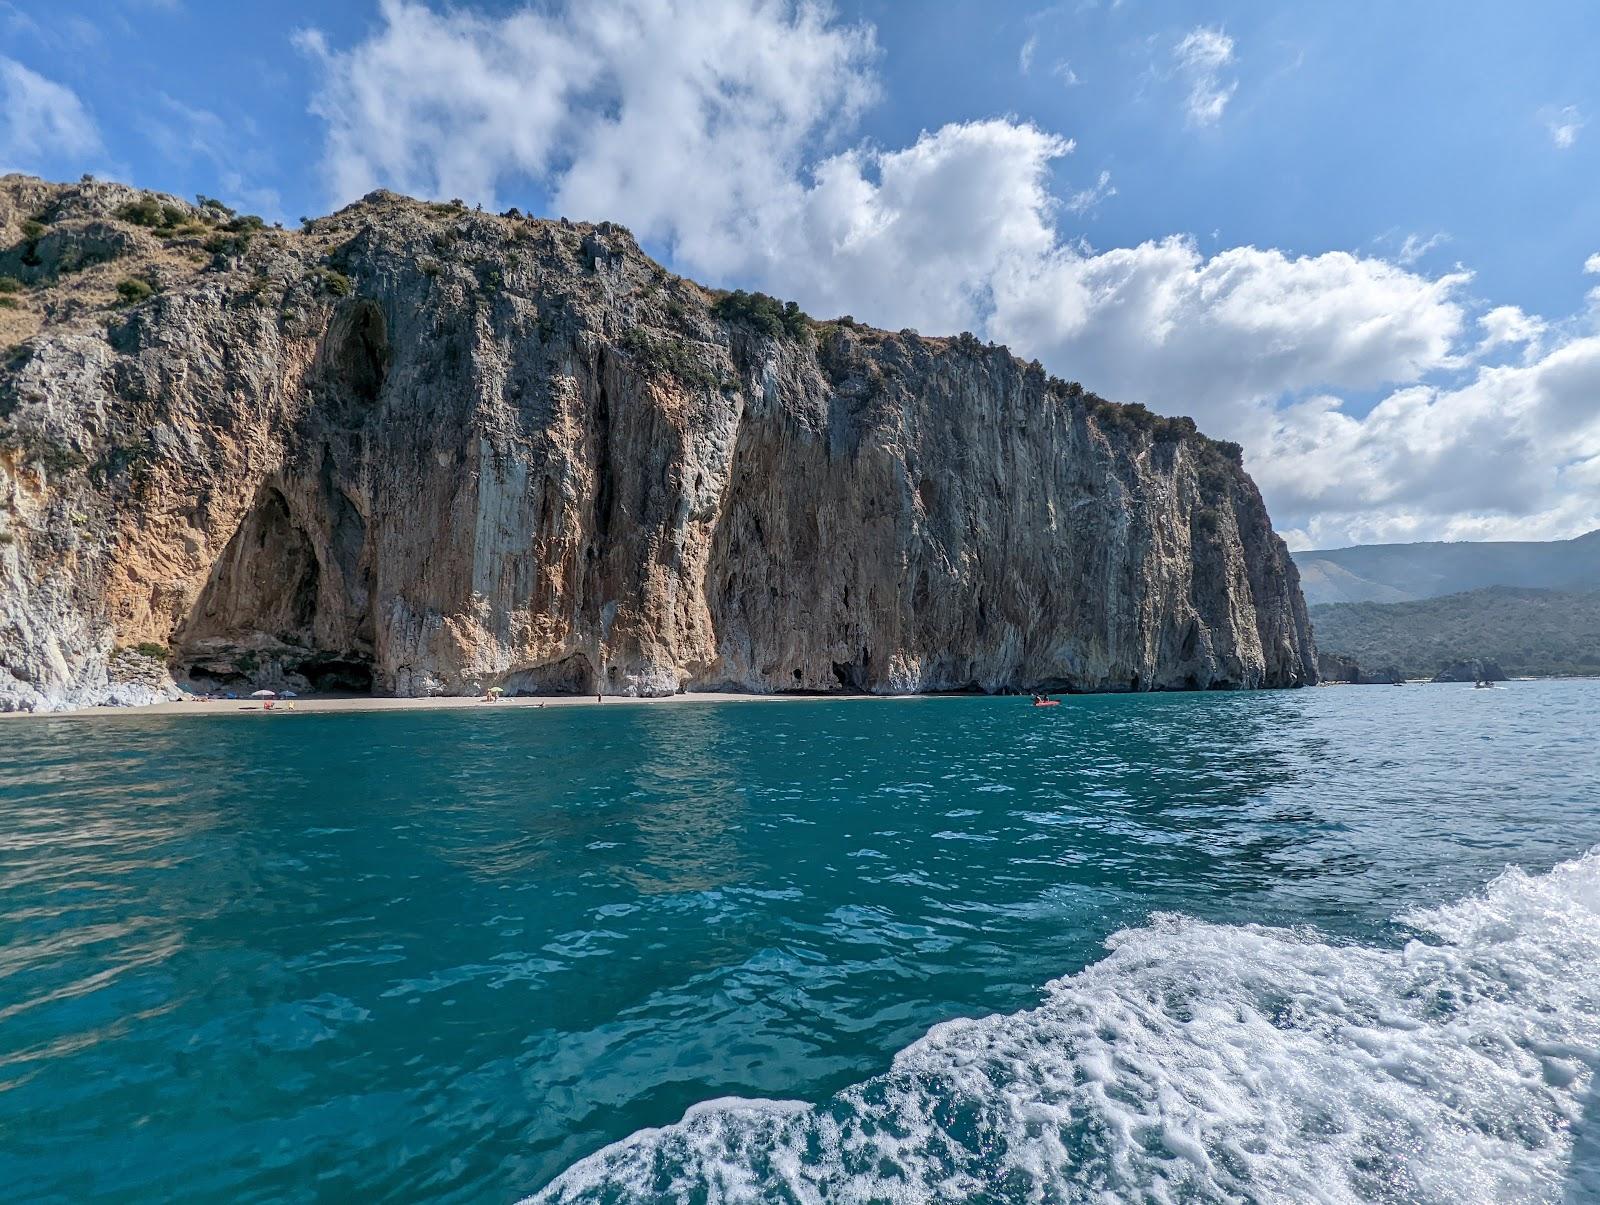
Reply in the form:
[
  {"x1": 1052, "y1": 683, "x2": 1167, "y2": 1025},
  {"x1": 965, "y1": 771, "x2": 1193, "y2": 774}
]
[{"x1": 0, "y1": 177, "x2": 1318, "y2": 710}]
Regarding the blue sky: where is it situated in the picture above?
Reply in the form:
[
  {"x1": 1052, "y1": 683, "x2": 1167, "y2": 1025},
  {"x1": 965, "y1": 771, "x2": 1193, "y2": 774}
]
[{"x1": 3, "y1": 0, "x2": 1599, "y2": 547}]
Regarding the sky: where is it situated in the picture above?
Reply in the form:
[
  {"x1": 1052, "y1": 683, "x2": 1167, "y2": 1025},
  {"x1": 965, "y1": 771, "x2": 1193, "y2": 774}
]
[{"x1": 2, "y1": 0, "x2": 1598, "y2": 550}]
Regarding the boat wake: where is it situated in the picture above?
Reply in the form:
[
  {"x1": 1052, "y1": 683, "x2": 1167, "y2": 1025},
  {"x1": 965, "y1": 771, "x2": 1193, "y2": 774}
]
[{"x1": 531, "y1": 850, "x2": 1600, "y2": 1203}]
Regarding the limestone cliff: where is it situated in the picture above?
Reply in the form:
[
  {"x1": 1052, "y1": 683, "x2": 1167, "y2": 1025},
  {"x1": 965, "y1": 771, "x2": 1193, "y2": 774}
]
[{"x1": 0, "y1": 175, "x2": 1317, "y2": 710}]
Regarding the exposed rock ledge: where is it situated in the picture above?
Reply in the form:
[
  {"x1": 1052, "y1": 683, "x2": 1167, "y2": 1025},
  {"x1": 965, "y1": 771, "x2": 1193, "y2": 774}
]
[
  {"x1": 0, "y1": 176, "x2": 1317, "y2": 711},
  {"x1": 1316, "y1": 652, "x2": 1403, "y2": 685}
]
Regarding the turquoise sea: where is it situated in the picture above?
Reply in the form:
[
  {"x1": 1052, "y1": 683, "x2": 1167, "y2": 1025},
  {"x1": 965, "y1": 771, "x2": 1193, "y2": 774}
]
[{"x1": 2, "y1": 681, "x2": 1598, "y2": 1202}]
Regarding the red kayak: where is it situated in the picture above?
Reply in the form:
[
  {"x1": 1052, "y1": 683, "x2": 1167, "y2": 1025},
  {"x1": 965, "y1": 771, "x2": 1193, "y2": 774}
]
[{"x1": 1032, "y1": 699, "x2": 1060, "y2": 708}]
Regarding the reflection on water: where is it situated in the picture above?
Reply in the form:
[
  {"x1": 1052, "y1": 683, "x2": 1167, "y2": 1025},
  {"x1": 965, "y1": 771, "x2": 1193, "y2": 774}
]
[{"x1": 0, "y1": 681, "x2": 1597, "y2": 1201}]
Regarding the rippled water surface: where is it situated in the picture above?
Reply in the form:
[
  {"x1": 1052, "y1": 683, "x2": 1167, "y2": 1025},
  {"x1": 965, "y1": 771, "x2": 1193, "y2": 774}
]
[{"x1": 2, "y1": 682, "x2": 1598, "y2": 1201}]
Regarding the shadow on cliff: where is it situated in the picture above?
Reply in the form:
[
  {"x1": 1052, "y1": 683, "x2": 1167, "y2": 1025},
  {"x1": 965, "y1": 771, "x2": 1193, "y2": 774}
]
[{"x1": 171, "y1": 299, "x2": 389, "y2": 691}]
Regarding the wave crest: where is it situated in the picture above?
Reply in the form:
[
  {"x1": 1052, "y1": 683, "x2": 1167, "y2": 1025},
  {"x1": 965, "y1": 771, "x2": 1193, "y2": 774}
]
[{"x1": 533, "y1": 851, "x2": 1600, "y2": 1203}]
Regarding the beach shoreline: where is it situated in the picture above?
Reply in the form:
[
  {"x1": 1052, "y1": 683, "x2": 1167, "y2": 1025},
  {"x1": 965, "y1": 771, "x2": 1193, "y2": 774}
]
[{"x1": 1, "y1": 689, "x2": 936, "y2": 721}]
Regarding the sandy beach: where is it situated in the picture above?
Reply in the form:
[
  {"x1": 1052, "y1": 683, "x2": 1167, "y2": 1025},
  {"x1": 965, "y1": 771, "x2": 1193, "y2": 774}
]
[{"x1": 4, "y1": 689, "x2": 929, "y2": 721}]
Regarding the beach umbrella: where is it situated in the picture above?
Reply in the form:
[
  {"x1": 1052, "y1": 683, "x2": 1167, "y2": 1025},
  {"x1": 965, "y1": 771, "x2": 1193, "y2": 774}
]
[
  {"x1": 279, "y1": 690, "x2": 299, "y2": 698},
  {"x1": 251, "y1": 689, "x2": 276, "y2": 698},
  {"x1": 488, "y1": 686, "x2": 505, "y2": 696}
]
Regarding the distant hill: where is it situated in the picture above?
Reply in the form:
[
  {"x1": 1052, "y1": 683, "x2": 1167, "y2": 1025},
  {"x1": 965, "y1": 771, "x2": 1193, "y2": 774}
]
[
  {"x1": 1309, "y1": 587, "x2": 1600, "y2": 680},
  {"x1": 1292, "y1": 530, "x2": 1600, "y2": 605}
]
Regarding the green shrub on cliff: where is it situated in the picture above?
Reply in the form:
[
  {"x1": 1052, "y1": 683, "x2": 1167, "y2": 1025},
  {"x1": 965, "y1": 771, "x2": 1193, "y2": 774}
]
[
  {"x1": 116, "y1": 198, "x2": 164, "y2": 227},
  {"x1": 204, "y1": 231, "x2": 253, "y2": 258},
  {"x1": 162, "y1": 219, "x2": 210, "y2": 239},
  {"x1": 0, "y1": 276, "x2": 21, "y2": 293},
  {"x1": 115, "y1": 278, "x2": 154, "y2": 305},
  {"x1": 711, "y1": 290, "x2": 808, "y2": 340},
  {"x1": 1083, "y1": 394, "x2": 1199, "y2": 444},
  {"x1": 310, "y1": 268, "x2": 352, "y2": 296}
]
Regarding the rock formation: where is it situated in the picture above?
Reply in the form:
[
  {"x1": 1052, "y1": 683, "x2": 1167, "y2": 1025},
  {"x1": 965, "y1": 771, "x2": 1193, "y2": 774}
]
[
  {"x1": 1315, "y1": 652, "x2": 1402, "y2": 685},
  {"x1": 0, "y1": 176, "x2": 1318, "y2": 711}
]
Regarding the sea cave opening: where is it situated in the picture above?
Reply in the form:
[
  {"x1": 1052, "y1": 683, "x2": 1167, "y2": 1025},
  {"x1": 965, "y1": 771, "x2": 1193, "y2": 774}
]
[{"x1": 297, "y1": 656, "x2": 375, "y2": 693}]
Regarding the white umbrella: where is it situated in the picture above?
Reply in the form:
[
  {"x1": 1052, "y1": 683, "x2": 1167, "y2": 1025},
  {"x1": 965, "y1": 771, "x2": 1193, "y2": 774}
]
[{"x1": 251, "y1": 689, "x2": 276, "y2": 698}]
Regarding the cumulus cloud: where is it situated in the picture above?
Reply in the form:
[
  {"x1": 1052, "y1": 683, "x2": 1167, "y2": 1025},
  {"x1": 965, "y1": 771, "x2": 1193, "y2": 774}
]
[
  {"x1": 760, "y1": 118, "x2": 1073, "y2": 335},
  {"x1": 1543, "y1": 104, "x2": 1584, "y2": 149},
  {"x1": 1173, "y1": 27, "x2": 1236, "y2": 126},
  {"x1": 1475, "y1": 305, "x2": 1545, "y2": 356},
  {"x1": 1260, "y1": 332, "x2": 1600, "y2": 548},
  {"x1": 296, "y1": 0, "x2": 876, "y2": 228},
  {"x1": 0, "y1": 57, "x2": 100, "y2": 171},
  {"x1": 991, "y1": 240, "x2": 1468, "y2": 423},
  {"x1": 298, "y1": 1, "x2": 1598, "y2": 547}
]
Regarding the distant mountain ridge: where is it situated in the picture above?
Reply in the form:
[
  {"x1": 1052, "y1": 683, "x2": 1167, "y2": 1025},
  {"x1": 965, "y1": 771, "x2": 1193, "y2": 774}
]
[
  {"x1": 1292, "y1": 530, "x2": 1600, "y2": 605},
  {"x1": 1309, "y1": 586, "x2": 1600, "y2": 680}
]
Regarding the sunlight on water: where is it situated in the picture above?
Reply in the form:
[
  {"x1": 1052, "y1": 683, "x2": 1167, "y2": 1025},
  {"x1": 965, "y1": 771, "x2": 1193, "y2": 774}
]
[{"x1": 0, "y1": 681, "x2": 1597, "y2": 1201}]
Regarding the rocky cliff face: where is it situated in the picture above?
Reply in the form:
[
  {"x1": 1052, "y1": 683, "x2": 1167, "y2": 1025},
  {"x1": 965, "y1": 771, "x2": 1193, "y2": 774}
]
[
  {"x1": 0, "y1": 175, "x2": 1317, "y2": 711},
  {"x1": 1315, "y1": 652, "x2": 1402, "y2": 685}
]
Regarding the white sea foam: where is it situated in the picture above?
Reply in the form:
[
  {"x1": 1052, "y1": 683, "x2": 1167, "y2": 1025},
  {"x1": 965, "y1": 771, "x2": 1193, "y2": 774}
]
[{"x1": 532, "y1": 851, "x2": 1600, "y2": 1203}]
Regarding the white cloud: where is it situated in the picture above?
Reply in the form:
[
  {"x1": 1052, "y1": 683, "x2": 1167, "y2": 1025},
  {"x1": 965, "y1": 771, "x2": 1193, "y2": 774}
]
[
  {"x1": 1019, "y1": 34, "x2": 1037, "y2": 74},
  {"x1": 0, "y1": 57, "x2": 100, "y2": 172},
  {"x1": 1397, "y1": 231, "x2": 1448, "y2": 265},
  {"x1": 1065, "y1": 169, "x2": 1115, "y2": 214},
  {"x1": 1544, "y1": 104, "x2": 1584, "y2": 149},
  {"x1": 991, "y1": 240, "x2": 1468, "y2": 424},
  {"x1": 1475, "y1": 305, "x2": 1544, "y2": 356},
  {"x1": 1173, "y1": 26, "x2": 1236, "y2": 126},
  {"x1": 299, "y1": 1, "x2": 1599, "y2": 548},
  {"x1": 1053, "y1": 60, "x2": 1080, "y2": 86},
  {"x1": 297, "y1": 0, "x2": 876, "y2": 225},
  {"x1": 1584, "y1": 253, "x2": 1600, "y2": 275},
  {"x1": 1258, "y1": 332, "x2": 1600, "y2": 547},
  {"x1": 775, "y1": 119, "x2": 1074, "y2": 335}
]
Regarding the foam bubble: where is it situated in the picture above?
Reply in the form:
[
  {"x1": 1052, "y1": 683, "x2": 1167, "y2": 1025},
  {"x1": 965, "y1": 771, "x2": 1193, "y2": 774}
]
[{"x1": 532, "y1": 851, "x2": 1600, "y2": 1203}]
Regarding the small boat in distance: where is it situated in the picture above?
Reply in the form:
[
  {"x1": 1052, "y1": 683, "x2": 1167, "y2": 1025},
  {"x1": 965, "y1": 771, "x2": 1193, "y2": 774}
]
[{"x1": 1031, "y1": 694, "x2": 1061, "y2": 708}]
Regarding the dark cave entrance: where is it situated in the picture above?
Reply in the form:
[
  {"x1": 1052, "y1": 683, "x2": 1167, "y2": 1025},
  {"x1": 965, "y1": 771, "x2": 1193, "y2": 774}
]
[
  {"x1": 182, "y1": 486, "x2": 320, "y2": 645},
  {"x1": 319, "y1": 299, "x2": 390, "y2": 423},
  {"x1": 831, "y1": 646, "x2": 872, "y2": 691},
  {"x1": 297, "y1": 656, "x2": 374, "y2": 693},
  {"x1": 174, "y1": 481, "x2": 376, "y2": 692}
]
